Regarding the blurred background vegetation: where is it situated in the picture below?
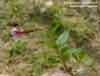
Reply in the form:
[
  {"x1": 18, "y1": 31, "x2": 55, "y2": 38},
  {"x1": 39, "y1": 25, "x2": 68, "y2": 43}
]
[{"x1": 0, "y1": 0, "x2": 100, "y2": 76}]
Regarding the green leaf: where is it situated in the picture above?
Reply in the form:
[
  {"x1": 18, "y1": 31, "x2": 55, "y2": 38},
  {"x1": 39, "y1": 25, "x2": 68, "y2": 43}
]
[
  {"x1": 56, "y1": 31, "x2": 69, "y2": 46},
  {"x1": 50, "y1": 19, "x2": 61, "y2": 36},
  {"x1": 71, "y1": 48, "x2": 85, "y2": 61},
  {"x1": 68, "y1": 48, "x2": 93, "y2": 65},
  {"x1": 60, "y1": 47, "x2": 71, "y2": 60},
  {"x1": 82, "y1": 56, "x2": 93, "y2": 65}
]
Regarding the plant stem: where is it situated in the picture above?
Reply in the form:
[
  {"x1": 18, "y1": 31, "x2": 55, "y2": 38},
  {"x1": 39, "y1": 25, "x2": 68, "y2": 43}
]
[{"x1": 55, "y1": 47, "x2": 74, "y2": 76}]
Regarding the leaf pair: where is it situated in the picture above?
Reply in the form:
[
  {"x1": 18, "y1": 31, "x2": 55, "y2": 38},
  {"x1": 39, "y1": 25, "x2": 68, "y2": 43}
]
[{"x1": 56, "y1": 31, "x2": 93, "y2": 65}]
